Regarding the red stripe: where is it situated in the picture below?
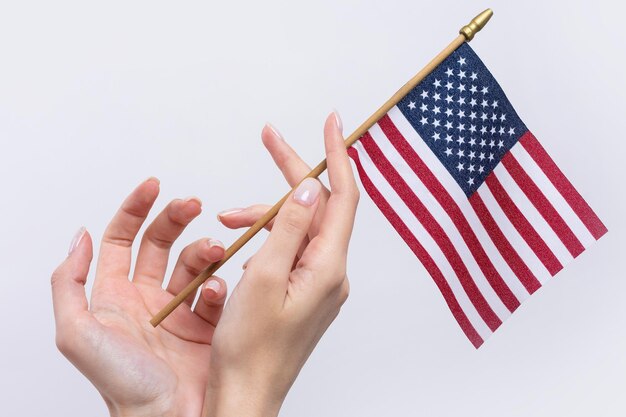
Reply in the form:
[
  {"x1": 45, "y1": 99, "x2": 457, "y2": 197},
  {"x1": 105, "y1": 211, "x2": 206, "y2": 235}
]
[
  {"x1": 359, "y1": 132, "x2": 502, "y2": 331},
  {"x1": 348, "y1": 146, "x2": 484, "y2": 348},
  {"x1": 520, "y1": 132, "x2": 607, "y2": 240},
  {"x1": 485, "y1": 174, "x2": 563, "y2": 276},
  {"x1": 469, "y1": 192, "x2": 542, "y2": 294},
  {"x1": 377, "y1": 115, "x2": 520, "y2": 312},
  {"x1": 501, "y1": 152, "x2": 585, "y2": 258}
]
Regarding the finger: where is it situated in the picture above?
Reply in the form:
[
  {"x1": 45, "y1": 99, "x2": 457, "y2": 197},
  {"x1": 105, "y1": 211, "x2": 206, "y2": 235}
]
[
  {"x1": 166, "y1": 238, "x2": 226, "y2": 305},
  {"x1": 194, "y1": 276, "x2": 228, "y2": 326},
  {"x1": 242, "y1": 255, "x2": 252, "y2": 270},
  {"x1": 316, "y1": 111, "x2": 359, "y2": 252},
  {"x1": 52, "y1": 227, "x2": 95, "y2": 344},
  {"x1": 251, "y1": 178, "x2": 322, "y2": 289},
  {"x1": 262, "y1": 123, "x2": 314, "y2": 186},
  {"x1": 262, "y1": 124, "x2": 330, "y2": 235},
  {"x1": 217, "y1": 204, "x2": 275, "y2": 231},
  {"x1": 133, "y1": 197, "x2": 203, "y2": 285},
  {"x1": 95, "y1": 178, "x2": 160, "y2": 285},
  {"x1": 242, "y1": 234, "x2": 308, "y2": 271}
]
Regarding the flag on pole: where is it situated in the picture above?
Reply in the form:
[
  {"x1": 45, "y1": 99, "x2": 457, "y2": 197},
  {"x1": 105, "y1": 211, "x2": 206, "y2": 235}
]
[{"x1": 347, "y1": 43, "x2": 607, "y2": 348}]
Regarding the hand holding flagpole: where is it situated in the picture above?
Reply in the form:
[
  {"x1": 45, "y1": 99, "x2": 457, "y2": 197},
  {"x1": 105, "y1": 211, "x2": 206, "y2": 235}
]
[{"x1": 150, "y1": 8, "x2": 494, "y2": 327}]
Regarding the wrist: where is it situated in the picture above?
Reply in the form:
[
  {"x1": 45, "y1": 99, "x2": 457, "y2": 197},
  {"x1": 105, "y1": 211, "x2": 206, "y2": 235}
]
[
  {"x1": 204, "y1": 374, "x2": 285, "y2": 417},
  {"x1": 107, "y1": 397, "x2": 178, "y2": 417}
]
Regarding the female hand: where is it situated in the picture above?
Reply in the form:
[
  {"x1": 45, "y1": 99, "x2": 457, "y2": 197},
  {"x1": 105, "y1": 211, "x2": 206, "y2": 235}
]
[
  {"x1": 205, "y1": 112, "x2": 359, "y2": 417},
  {"x1": 51, "y1": 179, "x2": 230, "y2": 417}
]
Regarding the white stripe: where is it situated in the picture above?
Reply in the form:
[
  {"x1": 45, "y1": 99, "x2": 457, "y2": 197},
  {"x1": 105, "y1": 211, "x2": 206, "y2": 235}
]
[
  {"x1": 494, "y1": 164, "x2": 573, "y2": 266},
  {"x1": 387, "y1": 107, "x2": 531, "y2": 301},
  {"x1": 368, "y1": 123, "x2": 511, "y2": 321},
  {"x1": 477, "y1": 184, "x2": 551, "y2": 283},
  {"x1": 510, "y1": 144, "x2": 596, "y2": 248},
  {"x1": 352, "y1": 141, "x2": 492, "y2": 340}
]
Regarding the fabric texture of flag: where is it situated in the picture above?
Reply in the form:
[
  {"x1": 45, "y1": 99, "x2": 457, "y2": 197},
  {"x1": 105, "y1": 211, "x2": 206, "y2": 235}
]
[{"x1": 347, "y1": 43, "x2": 607, "y2": 348}]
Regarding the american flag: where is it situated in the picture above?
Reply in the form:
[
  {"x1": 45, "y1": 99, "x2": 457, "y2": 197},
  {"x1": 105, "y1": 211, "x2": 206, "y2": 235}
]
[{"x1": 347, "y1": 43, "x2": 607, "y2": 348}]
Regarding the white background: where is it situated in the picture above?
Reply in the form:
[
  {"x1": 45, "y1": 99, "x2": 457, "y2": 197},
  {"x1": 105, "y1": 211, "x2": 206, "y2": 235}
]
[{"x1": 1, "y1": 0, "x2": 624, "y2": 415}]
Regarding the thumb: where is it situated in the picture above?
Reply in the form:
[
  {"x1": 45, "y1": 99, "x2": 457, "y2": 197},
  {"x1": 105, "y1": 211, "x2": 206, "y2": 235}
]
[
  {"x1": 51, "y1": 227, "x2": 94, "y2": 346},
  {"x1": 252, "y1": 178, "x2": 322, "y2": 285}
]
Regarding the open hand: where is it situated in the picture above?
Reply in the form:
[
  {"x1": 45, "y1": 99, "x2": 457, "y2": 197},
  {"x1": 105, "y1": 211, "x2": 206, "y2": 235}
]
[{"x1": 52, "y1": 179, "x2": 229, "y2": 417}]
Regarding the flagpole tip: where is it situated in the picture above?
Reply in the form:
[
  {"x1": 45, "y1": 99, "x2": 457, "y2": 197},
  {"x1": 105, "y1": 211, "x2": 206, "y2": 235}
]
[{"x1": 460, "y1": 8, "x2": 494, "y2": 41}]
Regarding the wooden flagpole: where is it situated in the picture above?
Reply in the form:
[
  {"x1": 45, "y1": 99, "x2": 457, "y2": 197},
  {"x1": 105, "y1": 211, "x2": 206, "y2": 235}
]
[{"x1": 150, "y1": 8, "x2": 494, "y2": 327}]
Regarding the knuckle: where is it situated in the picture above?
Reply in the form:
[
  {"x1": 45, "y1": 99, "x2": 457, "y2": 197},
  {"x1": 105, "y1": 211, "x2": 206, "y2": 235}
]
[
  {"x1": 329, "y1": 273, "x2": 346, "y2": 291},
  {"x1": 352, "y1": 186, "x2": 361, "y2": 203},
  {"x1": 50, "y1": 269, "x2": 63, "y2": 288},
  {"x1": 102, "y1": 224, "x2": 134, "y2": 248},
  {"x1": 338, "y1": 279, "x2": 350, "y2": 304},
  {"x1": 183, "y1": 260, "x2": 202, "y2": 278},
  {"x1": 321, "y1": 268, "x2": 347, "y2": 295},
  {"x1": 55, "y1": 332, "x2": 72, "y2": 355},
  {"x1": 292, "y1": 263, "x2": 315, "y2": 283},
  {"x1": 147, "y1": 234, "x2": 174, "y2": 250},
  {"x1": 342, "y1": 185, "x2": 360, "y2": 204},
  {"x1": 280, "y1": 210, "x2": 307, "y2": 236},
  {"x1": 247, "y1": 262, "x2": 276, "y2": 283}
]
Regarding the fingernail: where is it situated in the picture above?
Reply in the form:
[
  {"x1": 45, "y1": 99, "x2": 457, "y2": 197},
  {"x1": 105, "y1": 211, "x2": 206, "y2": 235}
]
[
  {"x1": 68, "y1": 226, "x2": 86, "y2": 256},
  {"x1": 293, "y1": 178, "x2": 321, "y2": 206},
  {"x1": 217, "y1": 208, "x2": 243, "y2": 221},
  {"x1": 145, "y1": 176, "x2": 160, "y2": 185},
  {"x1": 267, "y1": 123, "x2": 284, "y2": 141},
  {"x1": 333, "y1": 110, "x2": 343, "y2": 133},
  {"x1": 207, "y1": 238, "x2": 224, "y2": 249},
  {"x1": 242, "y1": 255, "x2": 252, "y2": 270},
  {"x1": 184, "y1": 196, "x2": 203, "y2": 206},
  {"x1": 205, "y1": 279, "x2": 221, "y2": 293}
]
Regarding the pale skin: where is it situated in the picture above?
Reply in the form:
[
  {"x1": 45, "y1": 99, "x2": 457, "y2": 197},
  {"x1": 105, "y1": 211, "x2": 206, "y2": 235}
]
[{"x1": 51, "y1": 112, "x2": 359, "y2": 417}]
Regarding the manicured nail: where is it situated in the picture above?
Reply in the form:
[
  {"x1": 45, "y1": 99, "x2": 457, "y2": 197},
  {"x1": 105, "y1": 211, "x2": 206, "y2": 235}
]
[
  {"x1": 184, "y1": 196, "x2": 203, "y2": 206},
  {"x1": 333, "y1": 110, "x2": 343, "y2": 133},
  {"x1": 293, "y1": 178, "x2": 321, "y2": 206},
  {"x1": 217, "y1": 208, "x2": 244, "y2": 221},
  {"x1": 205, "y1": 279, "x2": 221, "y2": 294},
  {"x1": 207, "y1": 238, "x2": 224, "y2": 249},
  {"x1": 267, "y1": 123, "x2": 284, "y2": 141},
  {"x1": 145, "y1": 176, "x2": 160, "y2": 185},
  {"x1": 68, "y1": 226, "x2": 86, "y2": 256}
]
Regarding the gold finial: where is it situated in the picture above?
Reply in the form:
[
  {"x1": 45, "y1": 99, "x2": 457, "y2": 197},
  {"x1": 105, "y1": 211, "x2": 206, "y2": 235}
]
[{"x1": 459, "y1": 9, "x2": 493, "y2": 41}]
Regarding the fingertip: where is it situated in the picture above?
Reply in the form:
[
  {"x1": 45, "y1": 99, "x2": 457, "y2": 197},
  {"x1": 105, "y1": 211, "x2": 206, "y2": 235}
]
[
  {"x1": 67, "y1": 227, "x2": 93, "y2": 260},
  {"x1": 207, "y1": 238, "x2": 225, "y2": 249},
  {"x1": 183, "y1": 196, "x2": 203, "y2": 216},
  {"x1": 332, "y1": 110, "x2": 343, "y2": 133},
  {"x1": 204, "y1": 279, "x2": 221, "y2": 294},
  {"x1": 184, "y1": 195, "x2": 203, "y2": 207},
  {"x1": 143, "y1": 176, "x2": 161, "y2": 196},
  {"x1": 324, "y1": 111, "x2": 343, "y2": 135},
  {"x1": 217, "y1": 208, "x2": 244, "y2": 224},
  {"x1": 202, "y1": 277, "x2": 227, "y2": 303},
  {"x1": 126, "y1": 177, "x2": 160, "y2": 214},
  {"x1": 55, "y1": 228, "x2": 94, "y2": 292},
  {"x1": 68, "y1": 226, "x2": 86, "y2": 256},
  {"x1": 169, "y1": 197, "x2": 203, "y2": 224},
  {"x1": 79, "y1": 230, "x2": 94, "y2": 257},
  {"x1": 324, "y1": 112, "x2": 346, "y2": 159},
  {"x1": 263, "y1": 122, "x2": 283, "y2": 141},
  {"x1": 204, "y1": 238, "x2": 226, "y2": 262}
]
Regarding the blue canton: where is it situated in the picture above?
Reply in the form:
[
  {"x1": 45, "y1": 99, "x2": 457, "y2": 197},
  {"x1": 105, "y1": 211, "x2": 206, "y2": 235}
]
[{"x1": 398, "y1": 43, "x2": 527, "y2": 196}]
